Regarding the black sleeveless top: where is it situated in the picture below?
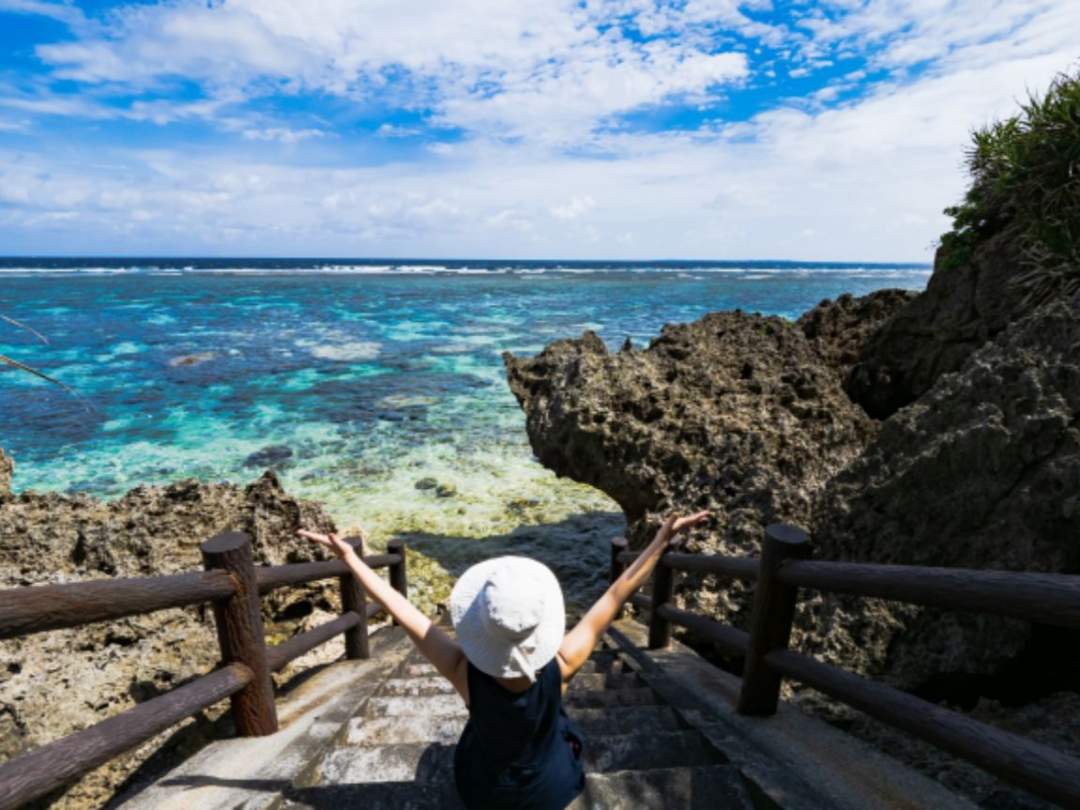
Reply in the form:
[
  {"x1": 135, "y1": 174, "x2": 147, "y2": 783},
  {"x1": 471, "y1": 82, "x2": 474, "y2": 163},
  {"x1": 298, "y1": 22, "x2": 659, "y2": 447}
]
[{"x1": 453, "y1": 657, "x2": 585, "y2": 809}]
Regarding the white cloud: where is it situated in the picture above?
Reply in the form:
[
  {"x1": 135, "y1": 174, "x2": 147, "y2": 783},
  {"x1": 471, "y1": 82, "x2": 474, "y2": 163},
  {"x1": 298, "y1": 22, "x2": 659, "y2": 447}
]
[
  {"x1": 0, "y1": 0, "x2": 84, "y2": 26},
  {"x1": 27, "y1": 0, "x2": 750, "y2": 143},
  {"x1": 241, "y1": 127, "x2": 325, "y2": 144},
  {"x1": 376, "y1": 124, "x2": 421, "y2": 138},
  {"x1": 0, "y1": 1, "x2": 1078, "y2": 261},
  {"x1": 550, "y1": 195, "x2": 597, "y2": 221}
]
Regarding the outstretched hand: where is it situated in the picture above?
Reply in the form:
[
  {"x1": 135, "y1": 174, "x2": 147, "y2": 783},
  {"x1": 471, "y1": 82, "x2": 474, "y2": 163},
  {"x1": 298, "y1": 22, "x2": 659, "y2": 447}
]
[
  {"x1": 655, "y1": 510, "x2": 711, "y2": 549},
  {"x1": 297, "y1": 529, "x2": 359, "y2": 560}
]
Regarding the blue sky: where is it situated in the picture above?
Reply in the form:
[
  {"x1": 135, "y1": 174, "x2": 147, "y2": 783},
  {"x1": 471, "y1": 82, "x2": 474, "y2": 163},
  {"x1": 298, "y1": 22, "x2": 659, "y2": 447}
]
[{"x1": 0, "y1": 0, "x2": 1076, "y2": 260}]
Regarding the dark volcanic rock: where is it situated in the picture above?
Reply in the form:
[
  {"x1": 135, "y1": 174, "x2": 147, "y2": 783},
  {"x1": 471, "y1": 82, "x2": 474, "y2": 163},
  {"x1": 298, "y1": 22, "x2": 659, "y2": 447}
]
[
  {"x1": 0, "y1": 471, "x2": 338, "y2": 808},
  {"x1": 810, "y1": 299, "x2": 1080, "y2": 686},
  {"x1": 847, "y1": 232, "x2": 1036, "y2": 418},
  {"x1": 797, "y1": 289, "x2": 918, "y2": 378},
  {"x1": 504, "y1": 310, "x2": 875, "y2": 620}
]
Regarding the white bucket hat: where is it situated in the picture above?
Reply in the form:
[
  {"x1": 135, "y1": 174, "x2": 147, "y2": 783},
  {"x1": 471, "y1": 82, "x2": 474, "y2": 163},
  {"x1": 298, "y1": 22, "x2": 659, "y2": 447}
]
[{"x1": 449, "y1": 556, "x2": 565, "y2": 682}]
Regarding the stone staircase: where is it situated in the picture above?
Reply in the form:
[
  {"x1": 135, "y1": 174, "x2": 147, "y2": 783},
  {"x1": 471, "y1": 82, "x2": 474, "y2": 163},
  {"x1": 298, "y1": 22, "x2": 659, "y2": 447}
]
[
  {"x1": 121, "y1": 618, "x2": 976, "y2": 810},
  {"x1": 285, "y1": 640, "x2": 754, "y2": 809}
]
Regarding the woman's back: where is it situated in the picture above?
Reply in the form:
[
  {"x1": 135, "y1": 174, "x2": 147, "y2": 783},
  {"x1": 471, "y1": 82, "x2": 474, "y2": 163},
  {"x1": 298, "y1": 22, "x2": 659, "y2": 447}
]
[{"x1": 454, "y1": 657, "x2": 584, "y2": 810}]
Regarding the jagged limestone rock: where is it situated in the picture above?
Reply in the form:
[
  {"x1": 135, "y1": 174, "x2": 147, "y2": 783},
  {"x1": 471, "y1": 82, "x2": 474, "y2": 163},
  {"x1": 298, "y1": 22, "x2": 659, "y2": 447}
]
[
  {"x1": 504, "y1": 295, "x2": 1080, "y2": 692},
  {"x1": 796, "y1": 289, "x2": 918, "y2": 380},
  {"x1": 810, "y1": 299, "x2": 1080, "y2": 686},
  {"x1": 503, "y1": 310, "x2": 876, "y2": 625},
  {"x1": 847, "y1": 232, "x2": 1041, "y2": 419}
]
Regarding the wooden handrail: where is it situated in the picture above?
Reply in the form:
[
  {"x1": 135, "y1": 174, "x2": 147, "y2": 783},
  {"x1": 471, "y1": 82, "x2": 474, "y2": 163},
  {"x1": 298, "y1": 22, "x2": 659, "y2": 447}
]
[
  {"x1": 617, "y1": 549, "x2": 758, "y2": 580},
  {"x1": 0, "y1": 552, "x2": 406, "y2": 641},
  {"x1": 777, "y1": 560, "x2": 1080, "y2": 629},
  {"x1": 612, "y1": 524, "x2": 1080, "y2": 807},
  {"x1": 0, "y1": 531, "x2": 410, "y2": 808},
  {"x1": 0, "y1": 570, "x2": 237, "y2": 639},
  {"x1": 267, "y1": 611, "x2": 362, "y2": 671},
  {"x1": 0, "y1": 663, "x2": 253, "y2": 810},
  {"x1": 766, "y1": 648, "x2": 1080, "y2": 807},
  {"x1": 655, "y1": 602, "x2": 749, "y2": 658},
  {"x1": 256, "y1": 552, "x2": 401, "y2": 594},
  {"x1": 618, "y1": 549, "x2": 1080, "y2": 628}
]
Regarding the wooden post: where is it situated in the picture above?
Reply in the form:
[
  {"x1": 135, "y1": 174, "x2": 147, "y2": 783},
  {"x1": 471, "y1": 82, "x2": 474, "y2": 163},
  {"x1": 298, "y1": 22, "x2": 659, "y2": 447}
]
[
  {"x1": 647, "y1": 553, "x2": 675, "y2": 649},
  {"x1": 610, "y1": 537, "x2": 628, "y2": 619},
  {"x1": 737, "y1": 523, "x2": 811, "y2": 716},
  {"x1": 200, "y1": 532, "x2": 278, "y2": 736},
  {"x1": 387, "y1": 539, "x2": 407, "y2": 625},
  {"x1": 339, "y1": 536, "x2": 368, "y2": 660}
]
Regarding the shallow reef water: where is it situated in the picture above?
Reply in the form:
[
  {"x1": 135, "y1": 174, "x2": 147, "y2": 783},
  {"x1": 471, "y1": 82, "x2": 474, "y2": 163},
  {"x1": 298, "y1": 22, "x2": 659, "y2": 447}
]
[{"x1": 0, "y1": 262, "x2": 928, "y2": 606}]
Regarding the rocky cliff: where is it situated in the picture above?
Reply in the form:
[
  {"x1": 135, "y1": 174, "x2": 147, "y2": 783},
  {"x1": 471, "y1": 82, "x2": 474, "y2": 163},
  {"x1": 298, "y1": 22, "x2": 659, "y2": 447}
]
[
  {"x1": 504, "y1": 305, "x2": 885, "y2": 627},
  {"x1": 846, "y1": 232, "x2": 1034, "y2": 418},
  {"x1": 0, "y1": 466, "x2": 340, "y2": 809},
  {"x1": 503, "y1": 243, "x2": 1080, "y2": 693}
]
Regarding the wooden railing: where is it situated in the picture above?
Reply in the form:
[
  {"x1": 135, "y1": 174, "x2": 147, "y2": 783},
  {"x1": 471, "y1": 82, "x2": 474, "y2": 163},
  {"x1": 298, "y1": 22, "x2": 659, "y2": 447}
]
[
  {"x1": 612, "y1": 525, "x2": 1080, "y2": 807},
  {"x1": 0, "y1": 532, "x2": 407, "y2": 809}
]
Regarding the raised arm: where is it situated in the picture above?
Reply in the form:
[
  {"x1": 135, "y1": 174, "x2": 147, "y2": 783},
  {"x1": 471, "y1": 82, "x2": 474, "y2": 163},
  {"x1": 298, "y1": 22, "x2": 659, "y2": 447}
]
[
  {"x1": 297, "y1": 530, "x2": 468, "y2": 700},
  {"x1": 556, "y1": 511, "x2": 710, "y2": 682}
]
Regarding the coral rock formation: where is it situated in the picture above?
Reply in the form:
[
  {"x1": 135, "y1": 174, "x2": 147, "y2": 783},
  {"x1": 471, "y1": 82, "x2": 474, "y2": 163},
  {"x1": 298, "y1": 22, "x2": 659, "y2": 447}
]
[
  {"x1": 0, "y1": 468, "x2": 338, "y2": 809},
  {"x1": 812, "y1": 299, "x2": 1080, "y2": 687},
  {"x1": 847, "y1": 234, "x2": 1033, "y2": 418},
  {"x1": 504, "y1": 310, "x2": 876, "y2": 622}
]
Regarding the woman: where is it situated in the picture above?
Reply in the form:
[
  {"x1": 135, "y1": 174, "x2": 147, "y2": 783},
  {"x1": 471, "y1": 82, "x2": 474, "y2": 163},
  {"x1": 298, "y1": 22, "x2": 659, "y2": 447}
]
[{"x1": 298, "y1": 509, "x2": 710, "y2": 809}]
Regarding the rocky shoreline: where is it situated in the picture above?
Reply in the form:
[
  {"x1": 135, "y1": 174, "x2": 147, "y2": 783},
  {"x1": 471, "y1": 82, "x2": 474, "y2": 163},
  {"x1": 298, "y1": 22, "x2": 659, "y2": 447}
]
[
  {"x1": 503, "y1": 231, "x2": 1080, "y2": 805},
  {"x1": 0, "y1": 467, "x2": 349, "y2": 809}
]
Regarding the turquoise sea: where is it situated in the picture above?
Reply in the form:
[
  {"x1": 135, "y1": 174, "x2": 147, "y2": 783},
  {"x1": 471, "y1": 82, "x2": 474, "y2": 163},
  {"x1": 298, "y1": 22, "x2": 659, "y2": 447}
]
[{"x1": 0, "y1": 258, "x2": 928, "y2": 584}]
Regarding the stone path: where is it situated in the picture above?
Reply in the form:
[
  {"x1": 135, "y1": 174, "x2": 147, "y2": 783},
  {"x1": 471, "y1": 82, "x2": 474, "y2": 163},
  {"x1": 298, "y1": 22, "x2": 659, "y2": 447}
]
[
  {"x1": 284, "y1": 638, "x2": 752, "y2": 809},
  {"x1": 121, "y1": 618, "x2": 976, "y2": 810}
]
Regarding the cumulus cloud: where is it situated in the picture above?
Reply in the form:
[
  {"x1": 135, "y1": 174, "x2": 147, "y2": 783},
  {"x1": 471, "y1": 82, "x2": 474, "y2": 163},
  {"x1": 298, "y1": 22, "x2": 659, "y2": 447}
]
[
  {"x1": 0, "y1": 0, "x2": 1077, "y2": 259},
  {"x1": 241, "y1": 127, "x2": 325, "y2": 144},
  {"x1": 550, "y1": 195, "x2": 597, "y2": 221},
  {"x1": 28, "y1": 0, "x2": 750, "y2": 143}
]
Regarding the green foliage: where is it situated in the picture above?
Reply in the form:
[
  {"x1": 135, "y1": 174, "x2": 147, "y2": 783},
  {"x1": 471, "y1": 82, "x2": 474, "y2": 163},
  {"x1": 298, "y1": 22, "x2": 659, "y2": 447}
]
[{"x1": 941, "y1": 68, "x2": 1080, "y2": 305}]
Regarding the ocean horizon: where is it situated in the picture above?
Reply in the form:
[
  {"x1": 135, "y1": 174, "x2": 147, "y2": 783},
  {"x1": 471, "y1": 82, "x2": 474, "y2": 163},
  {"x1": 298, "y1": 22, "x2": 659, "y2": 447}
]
[{"x1": 0, "y1": 256, "x2": 931, "y2": 275}]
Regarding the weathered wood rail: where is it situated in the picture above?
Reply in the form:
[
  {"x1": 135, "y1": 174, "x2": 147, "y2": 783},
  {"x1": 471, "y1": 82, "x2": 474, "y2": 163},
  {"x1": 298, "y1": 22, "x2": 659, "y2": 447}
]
[
  {"x1": 612, "y1": 525, "x2": 1080, "y2": 807},
  {"x1": 0, "y1": 533, "x2": 407, "y2": 810}
]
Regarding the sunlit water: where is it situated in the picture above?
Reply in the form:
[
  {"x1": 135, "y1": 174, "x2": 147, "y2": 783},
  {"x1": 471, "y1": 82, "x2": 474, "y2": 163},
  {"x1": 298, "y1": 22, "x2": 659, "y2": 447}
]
[{"x1": 0, "y1": 259, "x2": 929, "y2": 608}]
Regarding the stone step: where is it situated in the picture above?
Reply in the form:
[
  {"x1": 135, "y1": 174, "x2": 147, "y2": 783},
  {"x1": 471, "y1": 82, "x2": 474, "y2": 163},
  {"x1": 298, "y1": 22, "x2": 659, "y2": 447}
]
[
  {"x1": 381, "y1": 676, "x2": 457, "y2": 696},
  {"x1": 378, "y1": 671, "x2": 643, "y2": 699},
  {"x1": 279, "y1": 780, "x2": 463, "y2": 809},
  {"x1": 568, "y1": 705, "x2": 688, "y2": 736},
  {"x1": 568, "y1": 672, "x2": 642, "y2": 691},
  {"x1": 280, "y1": 764, "x2": 748, "y2": 810},
  {"x1": 347, "y1": 705, "x2": 688, "y2": 746},
  {"x1": 400, "y1": 650, "x2": 627, "y2": 680},
  {"x1": 365, "y1": 683, "x2": 659, "y2": 718},
  {"x1": 586, "y1": 730, "x2": 722, "y2": 772},
  {"x1": 316, "y1": 742, "x2": 456, "y2": 785},
  {"x1": 568, "y1": 764, "x2": 754, "y2": 810},
  {"x1": 565, "y1": 686, "x2": 659, "y2": 708},
  {"x1": 314, "y1": 730, "x2": 721, "y2": 785},
  {"x1": 366, "y1": 692, "x2": 467, "y2": 718}
]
